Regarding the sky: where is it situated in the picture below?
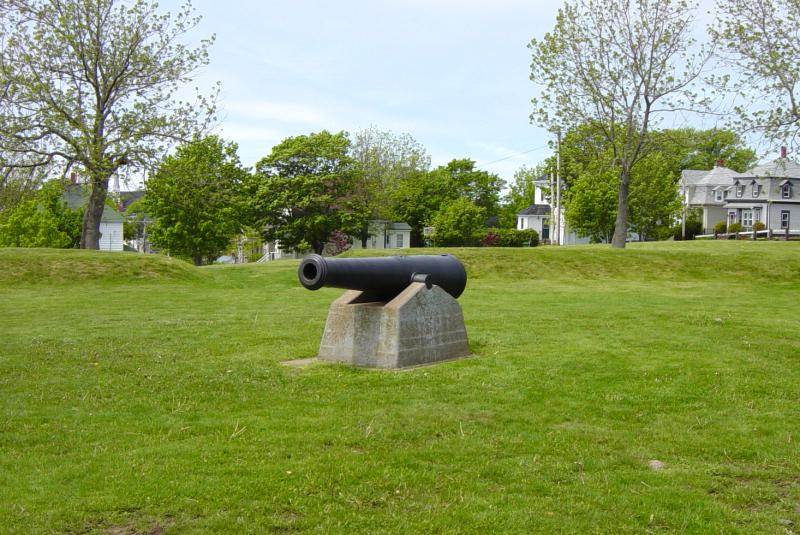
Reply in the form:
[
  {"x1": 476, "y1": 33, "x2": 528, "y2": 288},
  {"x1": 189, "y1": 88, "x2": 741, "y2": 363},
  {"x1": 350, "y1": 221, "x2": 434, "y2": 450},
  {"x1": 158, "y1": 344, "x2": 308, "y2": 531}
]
[
  {"x1": 160, "y1": 0, "x2": 564, "y2": 180},
  {"x1": 163, "y1": 0, "x2": 724, "y2": 181}
]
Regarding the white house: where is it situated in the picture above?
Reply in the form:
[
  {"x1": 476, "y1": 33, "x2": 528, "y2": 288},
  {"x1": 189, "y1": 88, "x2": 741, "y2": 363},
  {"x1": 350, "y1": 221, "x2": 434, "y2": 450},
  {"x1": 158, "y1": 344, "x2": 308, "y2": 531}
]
[
  {"x1": 350, "y1": 220, "x2": 412, "y2": 250},
  {"x1": 516, "y1": 180, "x2": 590, "y2": 245},
  {"x1": 681, "y1": 148, "x2": 800, "y2": 234}
]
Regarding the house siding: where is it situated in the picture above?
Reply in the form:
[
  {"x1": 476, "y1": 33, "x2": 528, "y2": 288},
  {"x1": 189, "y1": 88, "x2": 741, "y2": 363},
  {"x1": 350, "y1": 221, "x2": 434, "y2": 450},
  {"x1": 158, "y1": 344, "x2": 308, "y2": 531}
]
[{"x1": 99, "y1": 221, "x2": 124, "y2": 251}]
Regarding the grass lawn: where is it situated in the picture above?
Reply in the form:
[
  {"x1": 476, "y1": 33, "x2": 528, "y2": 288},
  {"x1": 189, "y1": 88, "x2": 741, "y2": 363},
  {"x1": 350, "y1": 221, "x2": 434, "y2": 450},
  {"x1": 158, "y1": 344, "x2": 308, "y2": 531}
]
[{"x1": 0, "y1": 241, "x2": 798, "y2": 533}]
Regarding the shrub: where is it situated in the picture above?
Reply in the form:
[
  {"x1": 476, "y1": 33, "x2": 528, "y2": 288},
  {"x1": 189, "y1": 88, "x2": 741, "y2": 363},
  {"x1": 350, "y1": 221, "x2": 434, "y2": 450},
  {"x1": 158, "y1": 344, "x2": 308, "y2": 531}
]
[
  {"x1": 753, "y1": 221, "x2": 766, "y2": 232},
  {"x1": 476, "y1": 228, "x2": 539, "y2": 247},
  {"x1": 727, "y1": 222, "x2": 742, "y2": 237},
  {"x1": 713, "y1": 220, "x2": 727, "y2": 234},
  {"x1": 430, "y1": 198, "x2": 485, "y2": 246}
]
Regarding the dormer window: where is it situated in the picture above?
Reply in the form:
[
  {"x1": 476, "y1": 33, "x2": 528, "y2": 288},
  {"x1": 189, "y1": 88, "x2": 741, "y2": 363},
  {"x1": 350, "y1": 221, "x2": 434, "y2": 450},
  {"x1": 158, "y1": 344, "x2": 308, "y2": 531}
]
[
  {"x1": 735, "y1": 184, "x2": 744, "y2": 198},
  {"x1": 714, "y1": 190, "x2": 723, "y2": 202},
  {"x1": 782, "y1": 182, "x2": 792, "y2": 199},
  {"x1": 752, "y1": 181, "x2": 760, "y2": 197}
]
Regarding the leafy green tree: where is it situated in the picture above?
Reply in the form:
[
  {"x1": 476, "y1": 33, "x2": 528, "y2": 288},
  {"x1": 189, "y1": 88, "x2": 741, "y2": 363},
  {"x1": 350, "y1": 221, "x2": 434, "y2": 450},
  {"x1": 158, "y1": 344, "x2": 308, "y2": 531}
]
[
  {"x1": 0, "y1": 181, "x2": 82, "y2": 247},
  {"x1": 564, "y1": 166, "x2": 618, "y2": 243},
  {"x1": 391, "y1": 159, "x2": 502, "y2": 245},
  {"x1": 430, "y1": 159, "x2": 504, "y2": 216},
  {"x1": 430, "y1": 198, "x2": 486, "y2": 247},
  {"x1": 144, "y1": 136, "x2": 248, "y2": 265},
  {"x1": 530, "y1": 0, "x2": 710, "y2": 247},
  {"x1": 0, "y1": 0, "x2": 216, "y2": 250},
  {"x1": 712, "y1": 0, "x2": 800, "y2": 147},
  {"x1": 252, "y1": 131, "x2": 362, "y2": 254},
  {"x1": 350, "y1": 128, "x2": 430, "y2": 246},
  {"x1": 628, "y1": 152, "x2": 682, "y2": 241}
]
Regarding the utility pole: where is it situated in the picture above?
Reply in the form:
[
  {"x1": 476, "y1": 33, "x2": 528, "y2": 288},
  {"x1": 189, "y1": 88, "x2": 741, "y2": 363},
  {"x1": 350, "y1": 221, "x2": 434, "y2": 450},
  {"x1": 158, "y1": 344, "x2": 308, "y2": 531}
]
[{"x1": 555, "y1": 128, "x2": 562, "y2": 246}]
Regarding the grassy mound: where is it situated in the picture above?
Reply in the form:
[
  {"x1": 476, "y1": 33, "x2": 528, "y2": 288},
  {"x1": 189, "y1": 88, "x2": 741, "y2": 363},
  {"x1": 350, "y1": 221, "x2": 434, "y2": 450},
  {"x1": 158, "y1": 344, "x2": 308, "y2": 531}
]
[
  {"x1": 0, "y1": 248, "x2": 201, "y2": 284},
  {"x1": 344, "y1": 240, "x2": 800, "y2": 281}
]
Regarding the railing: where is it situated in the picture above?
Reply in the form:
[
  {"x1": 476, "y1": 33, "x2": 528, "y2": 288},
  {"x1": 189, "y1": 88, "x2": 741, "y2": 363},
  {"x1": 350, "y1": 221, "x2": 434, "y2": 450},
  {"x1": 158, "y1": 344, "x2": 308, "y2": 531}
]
[{"x1": 696, "y1": 228, "x2": 800, "y2": 239}]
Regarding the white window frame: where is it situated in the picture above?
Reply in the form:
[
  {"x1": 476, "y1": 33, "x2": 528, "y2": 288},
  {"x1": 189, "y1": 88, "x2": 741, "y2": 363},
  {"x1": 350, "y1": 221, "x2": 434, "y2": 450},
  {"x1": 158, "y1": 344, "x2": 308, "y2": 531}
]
[
  {"x1": 781, "y1": 210, "x2": 790, "y2": 229},
  {"x1": 736, "y1": 185, "x2": 744, "y2": 198},
  {"x1": 714, "y1": 190, "x2": 723, "y2": 202},
  {"x1": 782, "y1": 184, "x2": 792, "y2": 199},
  {"x1": 742, "y1": 209, "x2": 753, "y2": 228},
  {"x1": 752, "y1": 184, "x2": 760, "y2": 197},
  {"x1": 395, "y1": 233, "x2": 403, "y2": 248}
]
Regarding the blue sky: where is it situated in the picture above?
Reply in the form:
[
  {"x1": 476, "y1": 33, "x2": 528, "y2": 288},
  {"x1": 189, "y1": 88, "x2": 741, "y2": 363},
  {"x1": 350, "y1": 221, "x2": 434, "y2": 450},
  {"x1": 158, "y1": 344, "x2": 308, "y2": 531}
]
[
  {"x1": 165, "y1": 0, "x2": 727, "y2": 180},
  {"x1": 162, "y1": 0, "x2": 566, "y2": 179}
]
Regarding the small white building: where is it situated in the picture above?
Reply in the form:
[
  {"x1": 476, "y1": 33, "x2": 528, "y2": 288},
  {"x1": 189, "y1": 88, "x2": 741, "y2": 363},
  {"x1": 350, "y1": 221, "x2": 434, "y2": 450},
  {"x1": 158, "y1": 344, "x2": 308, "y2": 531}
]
[{"x1": 350, "y1": 220, "x2": 412, "y2": 250}]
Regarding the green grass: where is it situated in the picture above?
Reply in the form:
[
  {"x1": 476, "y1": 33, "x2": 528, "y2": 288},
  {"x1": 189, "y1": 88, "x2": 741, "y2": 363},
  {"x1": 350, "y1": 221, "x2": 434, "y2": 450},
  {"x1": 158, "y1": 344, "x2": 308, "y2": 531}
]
[{"x1": 1, "y1": 242, "x2": 798, "y2": 533}]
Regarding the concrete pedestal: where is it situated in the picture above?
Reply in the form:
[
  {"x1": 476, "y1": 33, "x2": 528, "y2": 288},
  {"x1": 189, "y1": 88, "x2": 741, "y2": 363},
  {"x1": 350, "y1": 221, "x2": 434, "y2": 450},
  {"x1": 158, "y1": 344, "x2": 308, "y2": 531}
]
[{"x1": 317, "y1": 282, "x2": 469, "y2": 369}]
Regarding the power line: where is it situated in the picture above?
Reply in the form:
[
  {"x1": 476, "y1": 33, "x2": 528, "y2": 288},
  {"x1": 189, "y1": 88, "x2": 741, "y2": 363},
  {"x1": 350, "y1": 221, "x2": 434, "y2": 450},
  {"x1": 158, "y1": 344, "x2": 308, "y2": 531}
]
[{"x1": 475, "y1": 144, "x2": 551, "y2": 168}]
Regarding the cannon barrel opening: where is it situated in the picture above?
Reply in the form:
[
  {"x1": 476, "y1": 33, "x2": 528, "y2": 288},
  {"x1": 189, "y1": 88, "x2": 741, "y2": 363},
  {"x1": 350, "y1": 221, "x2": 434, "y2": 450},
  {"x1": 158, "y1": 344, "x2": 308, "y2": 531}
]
[{"x1": 298, "y1": 254, "x2": 467, "y2": 300}]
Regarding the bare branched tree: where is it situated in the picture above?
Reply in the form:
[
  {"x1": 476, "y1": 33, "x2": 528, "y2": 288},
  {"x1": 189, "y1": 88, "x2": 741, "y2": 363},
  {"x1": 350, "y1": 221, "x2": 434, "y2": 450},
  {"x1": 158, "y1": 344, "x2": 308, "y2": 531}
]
[
  {"x1": 0, "y1": 0, "x2": 217, "y2": 248},
  {"x1": 529, "y1": 0, "x2": 710, "y2": 247},
  {"x1": 712, "y1": 0, "x2": 800, "y2": 148}
]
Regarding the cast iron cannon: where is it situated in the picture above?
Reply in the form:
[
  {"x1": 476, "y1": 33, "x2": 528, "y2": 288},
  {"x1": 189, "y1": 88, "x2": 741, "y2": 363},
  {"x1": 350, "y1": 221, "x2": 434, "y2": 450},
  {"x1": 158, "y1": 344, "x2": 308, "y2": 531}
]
[{"x1": 298, "y1": 253, "x2": 467, "y2": 301}]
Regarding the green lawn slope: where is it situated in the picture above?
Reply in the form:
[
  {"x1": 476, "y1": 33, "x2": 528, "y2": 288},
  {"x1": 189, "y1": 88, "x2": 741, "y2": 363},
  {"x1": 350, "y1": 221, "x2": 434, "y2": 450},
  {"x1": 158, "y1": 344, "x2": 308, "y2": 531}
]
[{"x1": 0, "y1": 242, "x2": 798, "y2": 533}]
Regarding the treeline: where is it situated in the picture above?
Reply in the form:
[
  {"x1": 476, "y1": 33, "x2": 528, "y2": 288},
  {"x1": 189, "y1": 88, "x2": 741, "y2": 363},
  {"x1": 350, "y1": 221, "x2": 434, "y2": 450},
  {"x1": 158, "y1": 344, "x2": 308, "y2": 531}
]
[{"x1": 138, "y1": 128, "x2": 514, "y2": 264}]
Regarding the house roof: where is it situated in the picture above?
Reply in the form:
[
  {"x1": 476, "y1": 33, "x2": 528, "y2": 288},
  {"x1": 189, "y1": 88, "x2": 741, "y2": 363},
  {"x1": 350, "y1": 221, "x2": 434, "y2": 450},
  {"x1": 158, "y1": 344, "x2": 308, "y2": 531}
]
[
  {"x1": 681, "y1": 169, "x2": 708, "y2": 185},
  {"x1": 695, "y1": 165, "x2": 744, "y2": 185},
  {"x1": 63, "y1": 184, "x2": 124, "y2": 223},
  {"x1": 388, "y1": 222, "x2": 411, "y2": 231},
  {"x1": 745, "y1": 157, "x2": 800, "y2": 179},
  {"x1": 517, "y1": 204, "x2": 551, "y2": 216}
]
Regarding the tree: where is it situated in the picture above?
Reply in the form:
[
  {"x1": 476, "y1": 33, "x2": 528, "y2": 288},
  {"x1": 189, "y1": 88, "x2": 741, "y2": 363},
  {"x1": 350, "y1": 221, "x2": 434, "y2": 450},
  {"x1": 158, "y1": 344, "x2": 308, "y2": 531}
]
[
  {"x1": 144, "y1": 136, "x2": 248, "y2": 265},
  {"x1": 430, "y1": 198, "x2": 486, "y2": 247},
  {"x1": 0, "y1": 180, "x2": 82, "y2": 247},
  {"x1": 252, "y1": 131, "x2": 362, "y2": 254},
  {"x1": 430, "y1": 159, "x2": 504, "y2": 216},
  {"x1": 530, "y1": 0, "x2": 710, "y2": 247},
  {"x1": 350, "y1": 128, "x2": 430, "y2": 246},
  {"x1": 392, "y1": 159, "x2": 503, "y2": 245},
  {"x1": 0, "y1": 0, "x2": 216, "y2": 249},
  {"x1": 712, "y1": 0, "x2": 800, "y2": 147},
  {"x1": 391, "y1": 168, "x2": 450, "y2": 247}
]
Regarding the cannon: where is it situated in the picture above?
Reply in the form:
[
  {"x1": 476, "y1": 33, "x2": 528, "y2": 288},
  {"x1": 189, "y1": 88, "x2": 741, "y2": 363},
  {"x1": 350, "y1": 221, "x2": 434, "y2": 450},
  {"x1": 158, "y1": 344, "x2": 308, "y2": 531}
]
[
  {"x1": 297, "y1": 254, "x2": 470, "y2": 369},
  {"x1": 298, "y1": 253, "x2": 467, "y2": 301}
]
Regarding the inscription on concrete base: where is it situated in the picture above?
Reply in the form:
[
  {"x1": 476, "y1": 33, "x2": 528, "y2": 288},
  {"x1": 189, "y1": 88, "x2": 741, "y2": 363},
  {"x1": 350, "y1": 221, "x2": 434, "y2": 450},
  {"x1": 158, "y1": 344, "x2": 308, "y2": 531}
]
[{"x1": 318, "y1": 282, "x2": 469, "y2": 369}]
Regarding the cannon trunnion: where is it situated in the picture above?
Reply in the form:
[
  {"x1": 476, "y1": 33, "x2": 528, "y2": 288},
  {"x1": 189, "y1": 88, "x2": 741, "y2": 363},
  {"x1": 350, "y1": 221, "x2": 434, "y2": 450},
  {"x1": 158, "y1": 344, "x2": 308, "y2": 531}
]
[{"x1": 297, "y1": 254, "x2": 470, "y2": 369}]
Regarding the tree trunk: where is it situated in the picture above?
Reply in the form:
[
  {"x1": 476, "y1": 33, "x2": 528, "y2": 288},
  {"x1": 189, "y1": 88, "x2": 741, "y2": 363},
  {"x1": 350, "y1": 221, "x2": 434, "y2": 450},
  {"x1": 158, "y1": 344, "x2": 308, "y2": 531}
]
[
  {"x1": 611, "y1": 170, "x2": 630, "y2": 249},
  {"x1": 80, "y1": 176, "x2": 110, "y2": 249},
  {"x1": 192, "y1": 255, "x2": 203, "y2": 266},
  {"x1": 313, "y1": 242, "x2": 324, "y2": 254}
]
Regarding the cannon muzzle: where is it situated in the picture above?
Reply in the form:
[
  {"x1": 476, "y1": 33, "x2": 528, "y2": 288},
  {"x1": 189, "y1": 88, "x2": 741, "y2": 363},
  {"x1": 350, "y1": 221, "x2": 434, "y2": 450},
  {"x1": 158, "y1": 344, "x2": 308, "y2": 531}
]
[{"x1": 298, "y1": 254, "x2": 467, "y2": 301}]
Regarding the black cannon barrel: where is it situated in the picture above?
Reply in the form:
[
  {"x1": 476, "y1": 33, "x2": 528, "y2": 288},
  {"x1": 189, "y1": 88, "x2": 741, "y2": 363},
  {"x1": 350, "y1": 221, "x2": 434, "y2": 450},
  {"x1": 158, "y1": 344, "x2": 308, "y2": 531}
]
[{"x1": 298, "y1": 254, "x2": 467, "y2": 300}]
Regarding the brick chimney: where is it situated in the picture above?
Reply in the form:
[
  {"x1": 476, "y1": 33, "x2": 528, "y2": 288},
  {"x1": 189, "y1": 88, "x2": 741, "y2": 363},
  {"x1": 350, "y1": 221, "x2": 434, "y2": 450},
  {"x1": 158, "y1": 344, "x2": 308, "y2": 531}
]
[
  {"x1": 715, "y1": 159, "x2": 725, "y2": 167},
  {"x1": 781, "y1": 146, "x2": 787, "y2": 158}
]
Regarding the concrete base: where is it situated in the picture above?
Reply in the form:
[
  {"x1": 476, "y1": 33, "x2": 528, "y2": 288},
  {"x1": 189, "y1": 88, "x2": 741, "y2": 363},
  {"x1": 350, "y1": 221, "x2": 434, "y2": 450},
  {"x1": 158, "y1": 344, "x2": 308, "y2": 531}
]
[{"x1": 318, "y1": 282, "x2": 469, "y2": 369}]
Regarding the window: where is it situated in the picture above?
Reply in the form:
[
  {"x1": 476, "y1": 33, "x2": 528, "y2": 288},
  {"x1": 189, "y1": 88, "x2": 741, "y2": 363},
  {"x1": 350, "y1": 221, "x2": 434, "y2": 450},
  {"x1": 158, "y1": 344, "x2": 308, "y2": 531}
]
[
  {"x1": 752, "y1": 184, "x2": 760, "y2": 197},
  {"x1": 754, "y1": 208, "x2": 762, "y2": 224},
  {"x1": 781, "y1": 210, "x2": 790, "y2": 229},
  {"x1": 714, "y1": 190, "x2": 723, "y2": 202},
  {"x1": 742, "y1": 210, "x2": 753, "y2": 228},
  {"x1": 782, "y1": 183, "x2": 792, "y2": 199},
  {"x1": 728, "y1": 211, "x2": 737, "y2": 225},
  {"x1": 396, "y1": 233, "x2": 403, "y2": 248},
  {"x1": 736, "y1": 184, "x2": 744, "y2": 198}
]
